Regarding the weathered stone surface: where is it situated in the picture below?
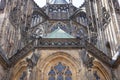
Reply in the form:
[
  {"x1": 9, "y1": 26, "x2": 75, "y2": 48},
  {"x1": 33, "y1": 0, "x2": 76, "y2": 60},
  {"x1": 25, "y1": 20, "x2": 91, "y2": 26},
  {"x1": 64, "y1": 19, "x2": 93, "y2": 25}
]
[
  {"x1": 0, "y1": 65, "x2": 5, "y2": 80},
  {"x1": 0, "y1": 0, "x2": 120, "y2": 80}
]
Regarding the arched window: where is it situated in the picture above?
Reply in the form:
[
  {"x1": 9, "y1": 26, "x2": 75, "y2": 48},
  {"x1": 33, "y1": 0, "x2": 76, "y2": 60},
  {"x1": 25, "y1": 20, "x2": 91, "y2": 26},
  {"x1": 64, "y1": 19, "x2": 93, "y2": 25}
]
[{"x1": 48, "y1": 62, "x2": 72, "y2": 80}]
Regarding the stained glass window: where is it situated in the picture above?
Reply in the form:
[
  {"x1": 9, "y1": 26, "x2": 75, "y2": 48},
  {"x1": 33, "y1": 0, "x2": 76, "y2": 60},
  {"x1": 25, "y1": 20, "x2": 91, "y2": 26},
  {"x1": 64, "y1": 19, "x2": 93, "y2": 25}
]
[
  {"x1": 65, "y1": 67, "x2": 72, "y2": 80},
  {"x1": 48, "y1": 62, "x2": 72, "y2": 80},
  {"x1": 48, "y1": 67, "x2": 56, "y2": 80}
]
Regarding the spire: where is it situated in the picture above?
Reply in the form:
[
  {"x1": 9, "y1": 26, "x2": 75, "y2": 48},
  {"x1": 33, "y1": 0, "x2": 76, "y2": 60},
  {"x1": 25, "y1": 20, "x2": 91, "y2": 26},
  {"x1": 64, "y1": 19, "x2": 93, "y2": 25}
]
[{"x1": 50, "y1": 0, "x2": 68, "y2": 4}]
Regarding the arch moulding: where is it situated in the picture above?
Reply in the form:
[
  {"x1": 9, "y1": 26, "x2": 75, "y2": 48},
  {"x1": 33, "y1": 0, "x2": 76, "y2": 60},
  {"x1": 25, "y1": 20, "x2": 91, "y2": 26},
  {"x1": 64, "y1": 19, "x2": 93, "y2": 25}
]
[
  {"x1": 36, "y1": 52, "x2": 81, "y2": 80},
  {"x1": 93, "y1": 61, "x2": 112, "y2": 80}
]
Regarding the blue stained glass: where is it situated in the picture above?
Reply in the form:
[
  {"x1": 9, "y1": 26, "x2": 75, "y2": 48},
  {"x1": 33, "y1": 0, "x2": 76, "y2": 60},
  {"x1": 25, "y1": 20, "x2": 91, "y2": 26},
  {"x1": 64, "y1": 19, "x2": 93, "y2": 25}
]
[
  {"x1": 65, "y1": 77, "x2": 72, "y2": 80},
  {"x1": 65, "y1": 69, "x2": 72, "y2": 75},
  {"x1": 54, "y1": 62, "x2": 66, "y2": 72},
  {"x1": 65, "y1": 67, "x2": 72, "y2": 80},
  {"x1": 49, "y1": 76, "x2": 55, "y2": 80},
  {"x1": 48, "y1": 69, "x2": 55, "y2": 80},
  {"x1": 48, "y1": 62, "x2": 72, "y2": 80},
  {"x1": 57, "y1": 74, "x2": 64, "y2": 80},
  {"x1": 48, "y1": 69, "x2": 56, "y2": 75}
]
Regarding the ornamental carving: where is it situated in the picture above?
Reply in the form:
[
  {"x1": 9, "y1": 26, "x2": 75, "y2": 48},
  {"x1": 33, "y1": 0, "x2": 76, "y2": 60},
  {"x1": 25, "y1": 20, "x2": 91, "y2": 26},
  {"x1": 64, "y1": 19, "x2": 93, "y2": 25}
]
[
  {"x1": 32, "y1": 26, "x2": 44, "y2": 38},
  {"x1": 102, "y1": 7, "x2": 111, "y2": 26}
]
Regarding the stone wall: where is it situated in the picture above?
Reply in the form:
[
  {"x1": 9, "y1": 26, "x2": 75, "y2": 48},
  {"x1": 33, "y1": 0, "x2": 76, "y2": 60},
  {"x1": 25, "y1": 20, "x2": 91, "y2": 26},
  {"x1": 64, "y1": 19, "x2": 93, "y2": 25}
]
[
  {"x1": 0, "y1": 65, "x2": 5, "y2": 80},
  {"x1": 10, "y1": 49, "x2": 112, "y2": 80},
  {"x1": 0, "y1": 0, "x2": 34, "y2": 58},
  {"x1": 114, "y1": 65, "x2": 120, "y2": 79}
]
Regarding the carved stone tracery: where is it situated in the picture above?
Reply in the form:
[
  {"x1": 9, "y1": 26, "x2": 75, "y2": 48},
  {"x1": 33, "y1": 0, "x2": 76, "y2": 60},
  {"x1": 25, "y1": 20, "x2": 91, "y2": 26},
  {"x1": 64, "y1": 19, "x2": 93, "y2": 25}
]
[{"x1": 48, "y1": 62, "x2": 72, "y2": 80}]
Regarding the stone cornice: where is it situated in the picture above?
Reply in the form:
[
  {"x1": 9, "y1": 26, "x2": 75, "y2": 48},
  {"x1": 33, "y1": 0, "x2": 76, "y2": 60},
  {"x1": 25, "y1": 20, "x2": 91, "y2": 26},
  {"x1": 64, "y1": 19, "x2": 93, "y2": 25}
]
[
  {"x1": 85, "y1": 42, "x2": 112, "y2": 67},
  {"x1": 9, "y1": 41, "x2": 35, "y2": 67},
  {"x1": 0, "y1": 38, "x2": 119, "y2": 68},
  {"x1": 9, "y1": 38, "x2": 112, "y2": 67}
]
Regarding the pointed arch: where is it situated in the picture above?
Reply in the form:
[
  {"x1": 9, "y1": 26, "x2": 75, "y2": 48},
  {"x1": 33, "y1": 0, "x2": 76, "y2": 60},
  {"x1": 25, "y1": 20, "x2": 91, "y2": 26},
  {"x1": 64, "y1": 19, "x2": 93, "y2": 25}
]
[
  {"x1": 37, "y1": 52, "x2": 81, "y2": 80},
  {"x1": 11, "y1": 61, "x2": 28, "y2": 80},
  {"x1": 93, "y1": 61, "x2": 112, "y2": 80}
]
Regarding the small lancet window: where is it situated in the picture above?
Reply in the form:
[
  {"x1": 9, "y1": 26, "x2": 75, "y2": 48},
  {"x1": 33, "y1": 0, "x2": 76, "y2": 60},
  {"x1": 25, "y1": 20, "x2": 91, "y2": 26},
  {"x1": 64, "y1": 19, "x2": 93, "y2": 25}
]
[
  {"x1": 65, "y1": 67, "x2": 72, "y2": 80},
  {"x1": 48, "y1": 67, "x2": 56, "y2": 80}
]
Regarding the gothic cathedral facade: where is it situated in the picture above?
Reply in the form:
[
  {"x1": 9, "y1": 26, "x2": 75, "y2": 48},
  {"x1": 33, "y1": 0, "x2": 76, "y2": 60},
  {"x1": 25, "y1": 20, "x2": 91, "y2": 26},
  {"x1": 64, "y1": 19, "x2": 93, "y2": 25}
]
[{"x1": 0, "y1": 0, "x2": 120, "y2": 80}]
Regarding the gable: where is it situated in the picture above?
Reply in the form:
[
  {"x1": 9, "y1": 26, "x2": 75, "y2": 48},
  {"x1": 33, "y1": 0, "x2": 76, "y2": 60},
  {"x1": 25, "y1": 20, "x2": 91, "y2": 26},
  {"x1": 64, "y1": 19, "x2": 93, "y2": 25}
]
[{"x1": 44, "y1": 27, "x2": 74, "y2": 38}]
